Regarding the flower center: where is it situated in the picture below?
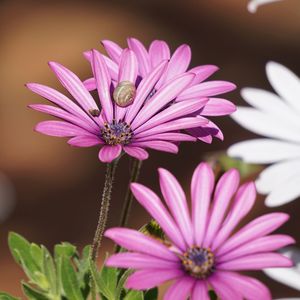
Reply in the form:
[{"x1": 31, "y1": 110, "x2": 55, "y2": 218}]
[
  {"x1": 101, "y1": 121, "x2": 133, "y2": 145},
  {"x1": 181, "y1": 247, "x2": 215, "y2": 279}
]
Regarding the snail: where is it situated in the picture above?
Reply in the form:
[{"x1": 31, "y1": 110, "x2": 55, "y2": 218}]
[{"x1": 113, "y1": 81, "x2": 136, "y2": 107}]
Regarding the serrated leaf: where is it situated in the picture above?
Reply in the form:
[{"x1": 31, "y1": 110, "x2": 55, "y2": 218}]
[
  {"x1": 60, "y1": 256, "x2": 83, "y2": 300},
  {"x1": 144, "y1": 288, "x2": 158, "y2": 300},
  {"x1": 124, "y1": 290, "x2": 143, "y2": 300},
  {"x1": 115, "y1": 269, "x2": 133, "y2": 300},
  {"x1": 22, "y1": 283, "x2": 49, "y2": 300},
  {"x1": 0, "y1": 292, "x2": 20, "y2": 300},
  {"x1": 41, "y1": 246, "x2": 57, "y2": 295}
]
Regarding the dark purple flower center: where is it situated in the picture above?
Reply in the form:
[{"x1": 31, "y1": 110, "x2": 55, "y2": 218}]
[
  {"x1": 181, "y1": 247, "x2": 215, "y2": 279},
  {"x1": 101, "y1": 121, "x2": 133, "y2": 145}
]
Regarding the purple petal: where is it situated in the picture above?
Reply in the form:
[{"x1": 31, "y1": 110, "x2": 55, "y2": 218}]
[
  {"x1": 125, "y1": 60, "x2": 168, "y2": 124},
  {"x1": 134, "y1": 98, "x2": 209, "y2": 134},
  {"x1": 132, "y1": 73, "x2": 195, "y2": 129},
  {"x1": 216, "y1": 213, "x2": 290, "y2": 256},
  {"x1": 127, "y1": 37, "x2": 150, "y2": 77},
  {"x1": 104, "y1": 227, "x2": 179, "y2": 261},
  {"x1": 212, "y1": 182, "x2": 256, "y2": 250},
  {"x1": 48, "y1": 62, "x2": 99, "y2": 114},
  {"x1": 68, "y1": 135, "x2": 103, "y2": 147},
  {"x1": 125, "y1": 269, "x2": 184, "y2": 290},
  {"x1": 123, "y1": 146, "x2": 149, "y2": 160},
  {"x1": 218, "y1": 253, "x2": 293, "y2": 270},
  {"x1": 131, "y1": 141, "x2": 178, "y2": 154},
  {"x1": 134, "y1": 117, "x2": 208, "y2": 139},
  {"x1": 149, "y1": 40, "x2": 171, "y2": 67},
  {"x1": 101, "y1": 39, "x2": 122, "y2": 63},
  {"x1": 187, "y1": 127, "x2": 213, "y2": 144},
  {"x1": 188, "y1": 65, "x2": 219, "y2": 86},
  {"x1": 164, "y1": 276, "x2": 195, "y2": 300},
  {"x1": 158, "y1": 168, "x2": 193, "y2": 247},
  {"x1": 191, "y1": 163, "x2": 215, "y2": 246},
  {"x1": 130, "y1": 183, "x2": 187, "y2": 250},
  {"x1": 106, "y1": 252, "x2": 179, "y2": 270},
  {"x1": 191, "y1": 281, "x2": 209, "y2": 300},
  {"x1": 91, "y1": 49, "x2": 114, "y2": 122},
  {"x1": 134, "y1": 133, "x2": 196, "y2": 142},
  {"x1": 218, "y1": 234, "x2": 295, "y2": 263},
  {"x1": 118, "y1": 48, "x2": 138, "y2": 83},
  {"x1": 35, "y1": 120, "x2": 89, "y2": 137},
  {"x1": 203, "y1": 169, "x2": 240, "y2": 248},
  {"x1": 213, "y1": 271, "x2": 272, "y2": 300},
  {"x1": 83, "y1": 77, "x2": 96, "y2": 91},
  {"x1": 200, "y1": 98, "x2": 236, "y2": 116},
  {"x1": 177, "y1": 81, "x2": 236, "y2": 101},
  {"x1": 29, "y1": 104, "x2": 98, "y2": 134},
  {"x1": 98, "y1": 145, "x2": 121, "y2": 162}
]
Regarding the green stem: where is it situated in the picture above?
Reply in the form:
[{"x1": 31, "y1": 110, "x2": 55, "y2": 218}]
[{"x1": 115, "y1": 158, "x2": 142, "y2": 253}]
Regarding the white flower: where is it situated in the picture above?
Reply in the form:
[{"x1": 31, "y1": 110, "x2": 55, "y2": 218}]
[
  {"x1": 248, "y1": 0, "x2": 284, "y2": 13},
  {"x1": 228, "y1": 62, "x2": 300, "y2": 207},
  {"x1": 264, "y1": 247, "x2": 300, "y2": 299}
]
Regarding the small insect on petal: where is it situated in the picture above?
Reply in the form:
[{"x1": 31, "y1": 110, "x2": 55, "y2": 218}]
[
  {"x1": 89, "y1": 108, "x2": 100, "y2": 117},
  {"x1": 113, "y1": 81, "x2": 136, "y2": 107}
]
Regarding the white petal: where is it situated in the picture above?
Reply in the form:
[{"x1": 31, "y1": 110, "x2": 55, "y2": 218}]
[
  {"x1": 256, "y1": 159, "x2": 300, "y2": 194},
  {"x1": 231, "y1": 107, "x2": 300, "y2": 143},
  {"x1": 228, "y1": 139, "x2": 300, "y2": 164},
  {"x1": 266, "y1": 62, "x2": 300, "y2": 113},
  {"x1": 248, "y1": 0, "x2": 283, "y2": 13},
  {"x1": 264, "y1": 247, "x2": 300, "y2": 291}
]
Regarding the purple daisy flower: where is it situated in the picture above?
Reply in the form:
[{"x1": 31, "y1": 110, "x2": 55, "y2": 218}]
[
  {"x1": 104, "y1": 163, "x2": 294, "y2": 299},
  {"x1": 83, "y1": 38, "x2": 237, "y2": 143}
]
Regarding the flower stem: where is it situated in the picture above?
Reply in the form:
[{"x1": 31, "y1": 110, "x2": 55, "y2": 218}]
[{"x1": 115, "y1": 158, "x2": 142, "y2": 253}]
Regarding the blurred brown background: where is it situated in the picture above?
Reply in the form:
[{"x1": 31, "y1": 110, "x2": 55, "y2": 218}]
[{"x1": 1, "y1": 0, "x2": 300, "y2": 298}]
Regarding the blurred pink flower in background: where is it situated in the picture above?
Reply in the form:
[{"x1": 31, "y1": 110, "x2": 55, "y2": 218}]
[{"x1": 105, "y1": 162, "x2": 294, "y2": 299}]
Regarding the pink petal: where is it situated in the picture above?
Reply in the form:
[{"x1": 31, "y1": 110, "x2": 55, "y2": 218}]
[
  {"x1": 91, "y1": 49, "x2": 114, "y2": 123},
  {"x1": 35, "y1": 120, "x2": 89, "y2": 137},
  {"x1": 123, "y1": 146, "x2": 149, "y2": 160},
  {"x1": 158, "y1": 168, "x2": 193, "y2": 247},
  {"x1": 125, "y1": 269, "x2": 184, "y2": 290},
  {"x1": 218, "y1": 234, "x2": 295, "y2": 263},
  {"x1": 118, "y1": 48, "x2": 138, "y2": 83},
  {"x1": 134, "y1": 117, "x2": 208, "y2": 139},
  {"x1": 106, "y1": 252, "x2": 179, "y2": 270},
  {"x1": 125, "y1": 60, "x2": 168, "y2": 124},
  {"x1": 209, "y1": 273, "x2": 242, "y2": 300},
  {"x1": 26, "y1": 83, "x2": 98, "y2": 128},
  {"x1": 218, "y1": 253, "x2": 293, "y2": 270},
  {"x1": 149, "y1": 40, "x2": 171, "y2": 68},
  {"x1": 216, "y1": 213, "x2": 290, "y2": 256},
  {"x1": 98, "y1": 145, "x2": 122, "y2": 162},
  {"x1": 191, "y1": 281, "x2": 209, "y2": 300},
  {"x1": 164, "y1": 276, "x2": 195, "y2": 300},
  {"x1": 131, "y1": 141, "x2": 178, "y2": 154},
  {"x1": 104, "y1": 227, "x2": 179, "y2": 261},
  {"x1": 68, "y1": 135, "x2": 103, "y2": 147},
  {"x1": 214, "y1": 271, "x2": 272, "y2": 300},
  {"x1": 188, "y1": 65, "x2": 219, "y2": 86},
  {"x1": 203, "y1": 120, "x2": 224, "y2": 140},
  {"x1": 29, "y1": 104, "x2": 98, "y2": 134},
  {"x1": 134, "y1": 133, "x2": 196, "y2": 142},
  {"x1": 83, "y1": 77, "x2": 96, "y2": 91},
  {"x1": 200, "y1": 98, "x2": 236, "y2": 116},
  {"x1": 203, "y1": 169, "x2": 240, "y2": 248},
  {"x1": 101, "y1": 39, "x2": 122, "y2": 63},
  {"x1": 134, "y1": 98, "x2": 209, "y2": 134},
  {"x1": 132, "y1": 73, "x2": 195, "y2": 129},
  {"x1": 127, "y1": 37, "x2": 150, "y2": 77},
  {"x1": 177, "y1": 81, "x2": 236, "y2": 101},
  {"x1": 191, "y1": 163, "x2": 215, "y2": 246},
  {"x1": 212, "y1": 182, "x2": 256, "y2": 250},
  {"x1": 48, "y1": 62, "x2": 99, "y2": 114},
  {"x1": 187, "y1": 127, "x2": 213, "y2": 144},
  {"x1": 130, "y1": 183, "x2": 186, "y2": 250}
]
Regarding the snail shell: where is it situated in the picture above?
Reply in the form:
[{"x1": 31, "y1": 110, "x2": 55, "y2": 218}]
[{"x1": 113, "y1": 81, "x2": 136, "y2": 107}]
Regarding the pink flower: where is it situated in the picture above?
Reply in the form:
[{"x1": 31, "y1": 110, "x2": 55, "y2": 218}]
[
  {"x1": 83, "y1": 38, "x2": 236, "y2": 143},
  {"x1": 104, "y1": 162, "x2": 294, "y2": 299}
]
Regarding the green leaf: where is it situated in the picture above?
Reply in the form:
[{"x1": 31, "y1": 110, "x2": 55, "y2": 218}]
[
  {"x1": 115, "y1": 269, "x2": 133, "y2": 300},
  {"x1": 144, "y1": 288, "x2": 158, "y2": 300},
  {"x1": 54, "y1": 243, "x2": 77, "y2": 259},
  {"x1": 124, "y1": 290, "x2": 143, "y2": 300},
  {"x1": 22, "y1": 283, "x2": 49, "y2": 300},
  {"x1": 0, "y1": 292, "x2": 20, "y2": 300},
  {"x1": 209, "y1": 290, "x2": 218, "y2": 300},
  {"x1": 60, "y1": 256, "x2": 83, "y2": 300},
  {"x1": 30, "y1": 244, "x2": 43, "y2": 269},
  {"x1": 41, "y1": 246, "x2": 57, "y2": 295}
]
